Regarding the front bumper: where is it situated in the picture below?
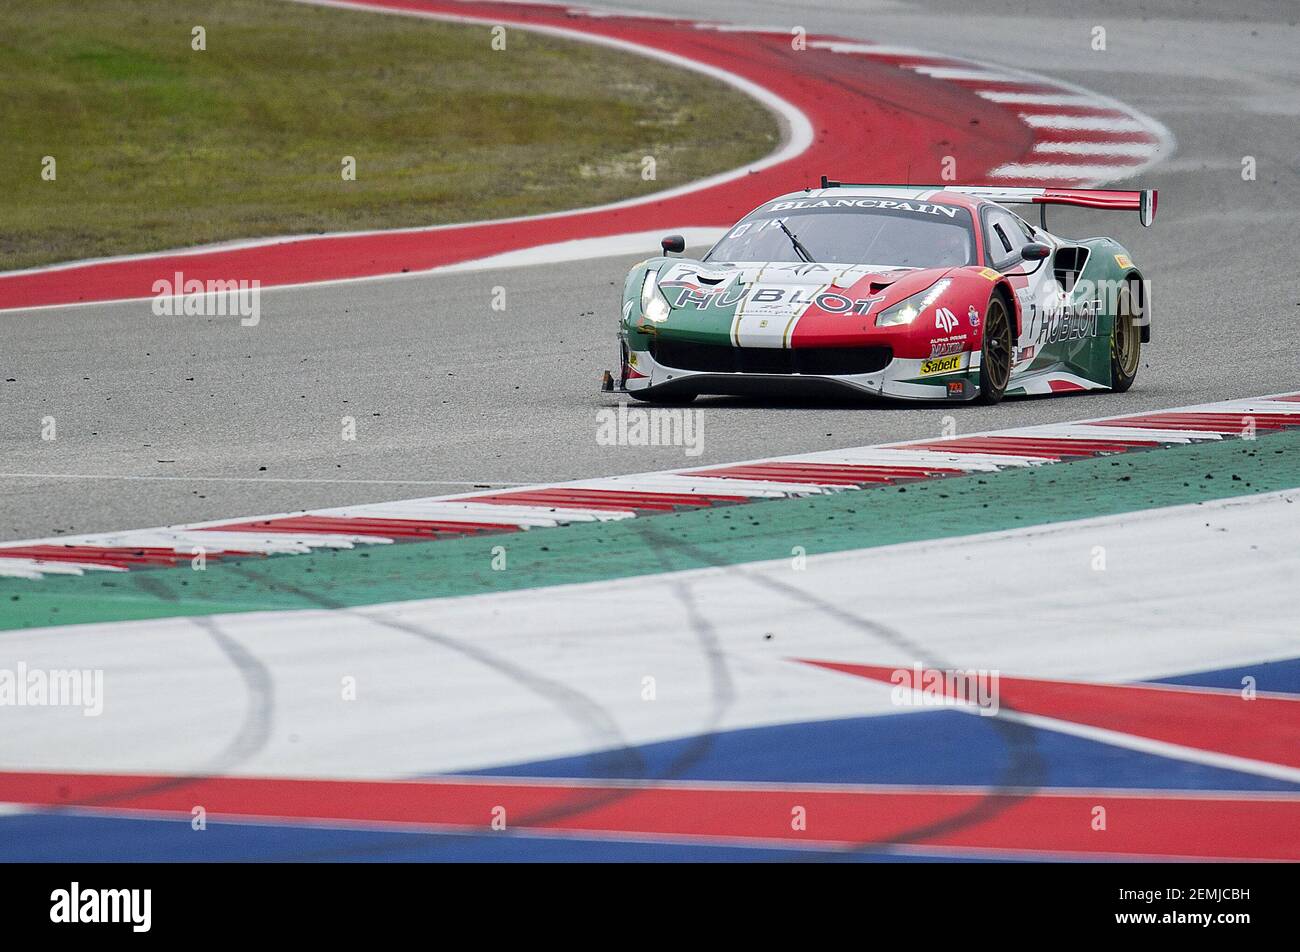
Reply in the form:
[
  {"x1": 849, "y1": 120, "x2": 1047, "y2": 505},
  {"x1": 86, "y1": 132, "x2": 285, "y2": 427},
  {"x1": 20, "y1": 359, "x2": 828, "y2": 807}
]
[{"x1": 618, "y1": 341, "x2": 981, "y2": 402}]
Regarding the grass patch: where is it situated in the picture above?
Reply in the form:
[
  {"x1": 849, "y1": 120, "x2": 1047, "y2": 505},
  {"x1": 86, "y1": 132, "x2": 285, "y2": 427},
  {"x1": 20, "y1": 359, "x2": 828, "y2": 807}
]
[{"x1": 0, "y1": 0, "x2": 779, "y2": 269}]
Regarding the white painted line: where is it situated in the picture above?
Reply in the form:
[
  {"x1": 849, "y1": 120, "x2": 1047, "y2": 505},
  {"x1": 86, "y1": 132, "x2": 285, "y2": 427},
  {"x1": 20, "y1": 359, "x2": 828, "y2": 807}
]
[
  {"x1": 976, "y1": 91, "x2": 1096, "y2": 106},
  {"x1": 695, "y1": 23, "x2": 792, "y2": 34},
  {"x1": 0, "y1": 472, "x2": 526, "y2": 488},
  {"x1": 193, "y1": 531, "x2": 390, "y2": 547},
  {"x1": 1033, "y1": 140, "x2": 1159, "y2": 157},
  {"x1": 99, "y1": 530, "x2": 373, "y2": 554},
  {"x1": 809, "y1": 42, "x2": 929, "y2": 57},
  {"x1": 1017, "y1": 425, "x2": 1222, "y2": 442},
  {"x1": 573, "y1": 475, "x2": 824, "y2": 496},
  {"x1": 323, "y1": 505, "x2": 562, "y2": 528},
  {"x1": 793, "y1": 449, "x2": 1007, "y2": 471},
  {"x1": 324, "y1": 501, "x2": 632, "y2": 524},
  {"x1": 907, "y1": 66, "x2": 1013, "y2": 81},
  {"x1": 998, "y1": 709, "x2": 1300, "y2": 786},
  {"x1": 0, "y1": 560, "x2": 120, "y2": 579},
  {"x1": 1020, "y1": 113, "x2": 1148, "y2": 132},
  {"x1": 988, "y1": 162, "x2": 1149, "y2": 181},
  {"x1": 574, "y1": 7, "x2": 706, "y2": 22}
]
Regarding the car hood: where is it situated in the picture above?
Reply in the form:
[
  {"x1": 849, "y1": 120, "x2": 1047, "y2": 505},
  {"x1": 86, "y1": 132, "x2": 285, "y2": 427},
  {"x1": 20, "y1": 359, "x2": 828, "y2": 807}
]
[
  {"x1": 658, "y1": 259, "x2": 912, "y2": 291},
  {"x1": 641, "y1": 259, "x2": 952, "y2": 346}
]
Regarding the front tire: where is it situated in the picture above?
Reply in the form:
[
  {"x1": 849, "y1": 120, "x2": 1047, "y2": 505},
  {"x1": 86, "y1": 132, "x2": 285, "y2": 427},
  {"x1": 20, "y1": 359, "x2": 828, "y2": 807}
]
[
  {"x1": 1110, "y1": 283, "x2": 1141, "y2": 393},
  {"x1": 976, "y1": 293, "x2": 1013, "y2": 404}
]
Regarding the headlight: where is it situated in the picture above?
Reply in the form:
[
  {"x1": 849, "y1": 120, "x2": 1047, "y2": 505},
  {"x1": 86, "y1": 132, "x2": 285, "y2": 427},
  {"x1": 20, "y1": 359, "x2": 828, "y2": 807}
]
[
  {"x1": 874, "y1": 278, "x2": 953, "y2": 327},
  {"x1": 640, "y1": 269, "x2": 670, "y2": 323}
]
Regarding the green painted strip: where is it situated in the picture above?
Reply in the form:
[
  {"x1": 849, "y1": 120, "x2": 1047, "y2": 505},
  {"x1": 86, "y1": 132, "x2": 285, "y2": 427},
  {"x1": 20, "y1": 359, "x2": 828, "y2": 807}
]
[{"x1": 2, "y1": 431, "x2": 1297, "y2": 631}]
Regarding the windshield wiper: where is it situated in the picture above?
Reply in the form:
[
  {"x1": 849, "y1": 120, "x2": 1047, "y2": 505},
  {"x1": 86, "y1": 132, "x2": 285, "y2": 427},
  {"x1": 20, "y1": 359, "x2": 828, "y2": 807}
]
[{"x1": 775, "y1": 218, "x2": 815, "y2": 263}]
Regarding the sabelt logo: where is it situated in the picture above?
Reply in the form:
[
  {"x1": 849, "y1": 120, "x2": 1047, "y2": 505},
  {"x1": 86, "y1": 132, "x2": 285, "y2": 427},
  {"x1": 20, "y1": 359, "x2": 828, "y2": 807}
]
[{"x1": 919, "y1": 353, "x2": 965, "y2": 376}]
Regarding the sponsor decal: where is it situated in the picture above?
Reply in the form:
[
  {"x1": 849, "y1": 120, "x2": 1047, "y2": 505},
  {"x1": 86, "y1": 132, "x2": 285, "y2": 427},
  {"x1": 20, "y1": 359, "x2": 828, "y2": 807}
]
[
  {"x1": 968, "y1": 305, "x2": 980, "y2": 328},
  {"x1": 766, "y1": 262, "x2": 833, "y2": 276},
  {"x1": 1014, "y1": 344, "x2": 1036, "y2": 364},
  {"x1": 979, "y1": 268, "x2": 1001, "y2": 281},
  {"x1": 947, "y1": 380, "x2": 966, "y2": 397},
  {"x1": 666, "y1": 284, "x2": 746, "y2": 309},
  {"x1": 1114, "y1": 253, "x2": 1133, "y2": 269},
  {"x1": 1011, "y1": 291, "x2": 1036, "y2": 326},
  {"x1": 919, "y1": 353, "x2": 966, "y2": 376},
  {"x1": 929, "y1": 339, "x2": 966, "y2": 358},
  {"x1": 766, "y1": 198, "x2": 961, "y2": 219},
  {"x1": 934, "y1": 307, "x2": 958, "y2": 333},
  {"x1": 667, "y1": 284, "x2": 878, "y2": 315},
  {"x1": 1032, "y1": 296, "x2": 1102, "y2": 345},
  {"x1": 662, "y1": 262, "x2": 715, "y2": 283},
  {"x1": 814, "y1": 291, "x2": 881, "y2": 314}
]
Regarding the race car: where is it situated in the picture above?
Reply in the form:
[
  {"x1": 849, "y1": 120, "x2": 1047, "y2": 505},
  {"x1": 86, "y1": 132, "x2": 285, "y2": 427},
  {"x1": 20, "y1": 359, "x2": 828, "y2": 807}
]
[{"x1": 604, "y1": 181, "x2": 1155, "y2": 404}]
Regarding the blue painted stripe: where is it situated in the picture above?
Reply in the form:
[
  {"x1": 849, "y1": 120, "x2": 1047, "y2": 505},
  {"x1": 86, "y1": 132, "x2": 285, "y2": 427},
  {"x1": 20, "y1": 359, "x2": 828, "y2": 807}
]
[
  {"x1": 461, "y1": 707, "x2": 1298, "y2": 792},
  {"x1": 5, "y1": 657, "x2": 1293, "y2": 861},
  {"x1": 1147, "y1": 656, "x2": 1300, "y2": 693},
  {"x1": 0, "y1": 813, "x2": 994, "y2": 863}
]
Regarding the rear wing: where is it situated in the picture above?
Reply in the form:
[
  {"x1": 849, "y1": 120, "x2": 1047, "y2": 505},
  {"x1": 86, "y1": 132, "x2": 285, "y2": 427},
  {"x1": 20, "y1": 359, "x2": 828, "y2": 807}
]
[{"x1": 817, "y1": 178, "x2": 1158, "y2": 227}]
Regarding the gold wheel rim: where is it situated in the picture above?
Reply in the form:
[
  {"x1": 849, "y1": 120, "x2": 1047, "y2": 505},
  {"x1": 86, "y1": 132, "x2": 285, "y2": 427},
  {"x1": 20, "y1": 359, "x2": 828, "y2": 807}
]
[
  {"x1": 983, "y1": 300, "x2": 1012, "y2": 391},
  {"x1": 1115, "y1": 288, "x2": 1141, "y2": 376}
]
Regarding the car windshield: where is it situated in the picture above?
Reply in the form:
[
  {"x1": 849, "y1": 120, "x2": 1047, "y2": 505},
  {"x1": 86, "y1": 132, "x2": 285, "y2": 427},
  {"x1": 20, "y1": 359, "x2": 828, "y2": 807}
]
[{"x1": 705, "y1": 199, "x2": 976, "y2": 268}]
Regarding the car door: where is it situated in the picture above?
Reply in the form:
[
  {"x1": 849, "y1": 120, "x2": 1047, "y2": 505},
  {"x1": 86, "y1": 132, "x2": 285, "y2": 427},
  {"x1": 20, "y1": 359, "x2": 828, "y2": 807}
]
[{"x1": 981, "y1": 206, "x2": 1057, "y2": 375}]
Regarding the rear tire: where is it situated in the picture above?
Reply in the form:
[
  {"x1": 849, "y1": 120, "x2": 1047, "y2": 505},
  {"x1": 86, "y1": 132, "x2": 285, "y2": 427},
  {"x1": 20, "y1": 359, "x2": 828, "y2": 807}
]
[
  {"x1": 976, "y1": 294, "x2": 1013, "y2": 404},
  {"x1": 1110, "y1": 283, "x2": 1141, "y2": 393}
]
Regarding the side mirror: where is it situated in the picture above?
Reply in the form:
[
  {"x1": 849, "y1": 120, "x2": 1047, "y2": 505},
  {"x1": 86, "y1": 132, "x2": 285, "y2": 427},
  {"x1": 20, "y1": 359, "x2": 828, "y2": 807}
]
[
  {"x1": 1020, "y1": 242, "x2": 1051, "y2": 261},
  {"x1": 661, "y1": 234, "x2": 685, "y2": 255}
]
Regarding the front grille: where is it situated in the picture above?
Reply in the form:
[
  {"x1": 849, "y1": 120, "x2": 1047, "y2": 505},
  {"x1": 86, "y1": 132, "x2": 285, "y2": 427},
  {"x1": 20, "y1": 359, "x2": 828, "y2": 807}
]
[{"x1": 649, "y1": 338, "x2": 892, "y2": 376}]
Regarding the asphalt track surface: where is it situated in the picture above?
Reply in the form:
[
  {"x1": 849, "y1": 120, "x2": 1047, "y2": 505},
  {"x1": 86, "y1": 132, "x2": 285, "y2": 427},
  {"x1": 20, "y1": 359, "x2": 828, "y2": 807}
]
[{"x1": 1, "y1": 0, "x2": 1297, "y2": 541}]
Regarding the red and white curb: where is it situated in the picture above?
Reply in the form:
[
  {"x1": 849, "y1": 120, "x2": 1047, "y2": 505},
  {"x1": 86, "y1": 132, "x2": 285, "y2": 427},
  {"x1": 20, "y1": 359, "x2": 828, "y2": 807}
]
[
  {"x1": 0, "y1": 0, "x2": 1171, "y2": 312},
  {"x1": 803, "y1": 38, "x2": 1170, "y2": 184},
  {"x1": 2, "y1": 392, "x2": 1296, "y2": 580}
]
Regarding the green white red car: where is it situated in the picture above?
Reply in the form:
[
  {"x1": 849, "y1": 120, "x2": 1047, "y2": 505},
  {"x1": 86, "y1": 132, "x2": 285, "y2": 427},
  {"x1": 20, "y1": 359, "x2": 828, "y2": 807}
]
[{"x1": 609, "y1": 182, "x2": 1156, "y2": 404}]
